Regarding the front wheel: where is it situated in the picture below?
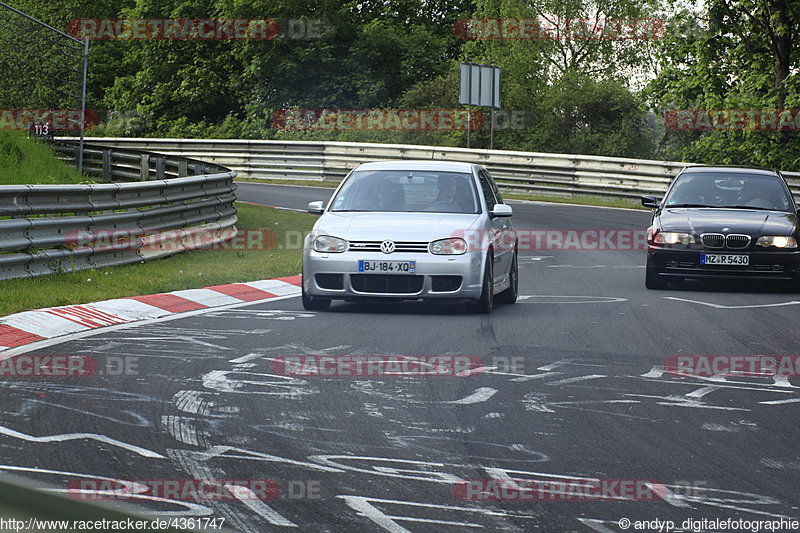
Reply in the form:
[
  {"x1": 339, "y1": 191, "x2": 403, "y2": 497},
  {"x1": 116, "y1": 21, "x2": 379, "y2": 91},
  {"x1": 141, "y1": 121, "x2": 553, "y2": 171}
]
[
  {"x1": 471, "y1": 254, "x2": 494, "y2": 314},
  {"x1": 302, "y1": 284, "x2": 331, "y2": 311},
  {"x1": 496, "y1": 252, "x2": 518, "y2": 304}
]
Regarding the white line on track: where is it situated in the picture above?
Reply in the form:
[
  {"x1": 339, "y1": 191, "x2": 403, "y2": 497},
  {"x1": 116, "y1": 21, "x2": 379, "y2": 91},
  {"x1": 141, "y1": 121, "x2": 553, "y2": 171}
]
[
  {"x1": 664, "y1": 297, "x2": 800, "y2": 309},
  {"x1": 446, "y1": 387, "x2": 498, "y2": 405}
]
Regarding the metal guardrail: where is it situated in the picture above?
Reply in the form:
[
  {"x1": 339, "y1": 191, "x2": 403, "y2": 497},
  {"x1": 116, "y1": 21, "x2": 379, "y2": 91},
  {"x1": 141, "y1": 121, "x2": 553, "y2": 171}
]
[
  {"x1": 0, "y1": 142, "x2": 237, "y2": 280},
  {"x1": 63, "y1": 137, "x2": 800, "y2": 201}
]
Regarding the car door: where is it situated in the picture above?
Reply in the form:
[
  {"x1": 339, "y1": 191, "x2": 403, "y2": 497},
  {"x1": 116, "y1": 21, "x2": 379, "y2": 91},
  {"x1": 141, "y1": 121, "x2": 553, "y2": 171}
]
[{"x1": 477, "y1": 169, "x2": 512, "y2": 287}]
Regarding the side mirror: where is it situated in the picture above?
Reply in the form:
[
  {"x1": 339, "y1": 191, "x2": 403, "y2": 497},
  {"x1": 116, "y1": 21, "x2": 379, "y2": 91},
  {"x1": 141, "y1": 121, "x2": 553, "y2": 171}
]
[
  {"x1": 491, "y1": 204, "x2": 513, "y2": 217},
  {"x1": 641, "y1": 196, "x2": 660, "y2": 209},
  {"x1": 307, "y1": 201, "x2": 325, "y2": 215}
]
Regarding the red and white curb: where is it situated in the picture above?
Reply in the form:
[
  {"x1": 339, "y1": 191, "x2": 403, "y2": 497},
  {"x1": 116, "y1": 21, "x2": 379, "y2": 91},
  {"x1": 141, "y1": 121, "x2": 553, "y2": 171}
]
[{"x1": 0, "y1": 275, "x2": 301, "y2": 351}]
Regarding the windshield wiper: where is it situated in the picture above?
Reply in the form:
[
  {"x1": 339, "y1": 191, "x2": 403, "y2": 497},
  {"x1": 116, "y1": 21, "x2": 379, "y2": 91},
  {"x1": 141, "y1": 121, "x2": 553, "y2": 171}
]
[
  {"x1": 718, "y1": 205, "x2": 779, "y2": 211},
  {"x1": 665, "y1": 203, "x2": 713, "y2": 208}
]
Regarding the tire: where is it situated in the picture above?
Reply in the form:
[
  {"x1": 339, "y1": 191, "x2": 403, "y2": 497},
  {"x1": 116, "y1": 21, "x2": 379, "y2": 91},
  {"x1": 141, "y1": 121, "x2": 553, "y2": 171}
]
[
  {"x1": 645, "y1": 267, "x2": 667, "y2": 290},
  {"x1": 472, "y1": 254, "x2": 494, "y2": 314},
  {"x1": 496, "y1": 251, "x2": 518, "y2": 304},
  {"x1": 302, "y1": 283, "x2": 331, "y2": 311}
]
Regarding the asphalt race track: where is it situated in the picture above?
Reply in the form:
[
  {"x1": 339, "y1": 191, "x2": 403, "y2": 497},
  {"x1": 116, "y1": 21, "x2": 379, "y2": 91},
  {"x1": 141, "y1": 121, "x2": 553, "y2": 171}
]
[{"x1": 1, "y1": 183, "x2": 799, "y2": 532}]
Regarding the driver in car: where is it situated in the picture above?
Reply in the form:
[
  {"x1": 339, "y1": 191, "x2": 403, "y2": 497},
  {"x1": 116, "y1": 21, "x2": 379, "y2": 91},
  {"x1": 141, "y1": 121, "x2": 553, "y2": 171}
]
[{"x1": 429, "y1": 175, "x2": 466, "y2": 211}]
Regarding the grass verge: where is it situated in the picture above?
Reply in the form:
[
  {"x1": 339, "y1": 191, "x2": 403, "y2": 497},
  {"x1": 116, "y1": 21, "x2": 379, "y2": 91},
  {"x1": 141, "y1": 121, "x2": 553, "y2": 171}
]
[
  {"x1": 0, "y1": 131, "x2": 89, "y2": 185},
  {"x1": 0, "y1": 204, "x2": 315, "y2": 317},
  {"x1": 503, "y1": 192, "x2": 645, "y2": 210}
]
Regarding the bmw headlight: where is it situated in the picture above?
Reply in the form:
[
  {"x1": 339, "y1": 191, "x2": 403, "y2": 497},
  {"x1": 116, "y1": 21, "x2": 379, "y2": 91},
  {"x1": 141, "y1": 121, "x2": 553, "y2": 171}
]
[
  {"x1": 756, "y1": 236, "x2": 798, "y2": 248},
  {"x1": 651, "y1": 231, "x2": 695, "y2": 246},
  {"x1": 429, "y1": 238, "x2": 467, "y2": 255},
  {"x1": 313, "y1": 235, "x2": 347, "y2": 253}
]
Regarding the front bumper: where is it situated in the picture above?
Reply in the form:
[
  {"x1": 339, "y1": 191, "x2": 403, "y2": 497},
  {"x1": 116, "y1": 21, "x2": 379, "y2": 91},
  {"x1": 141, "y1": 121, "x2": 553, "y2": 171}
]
[
  {"x1": 647, "y1": 246, "x2": 800, "y2": 282},
  {"x1": 303, "y1": 249, "x2": 486, "y2": 300}
]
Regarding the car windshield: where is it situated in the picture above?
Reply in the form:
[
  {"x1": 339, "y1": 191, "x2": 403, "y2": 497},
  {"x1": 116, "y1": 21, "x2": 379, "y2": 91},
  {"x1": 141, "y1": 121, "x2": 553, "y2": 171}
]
[
  {"x1": 664, "y1": 173, "x2": 793, "y2": 212},
  {"x1": 330, "y1": 170, "x2": 480, "y2": 214}
]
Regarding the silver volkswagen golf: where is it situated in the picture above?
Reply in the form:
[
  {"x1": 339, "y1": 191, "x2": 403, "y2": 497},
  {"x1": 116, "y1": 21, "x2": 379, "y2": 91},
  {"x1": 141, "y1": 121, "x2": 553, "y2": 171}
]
[{"x1": 302, "y1": 161, "x2": 518, "y2": 313}]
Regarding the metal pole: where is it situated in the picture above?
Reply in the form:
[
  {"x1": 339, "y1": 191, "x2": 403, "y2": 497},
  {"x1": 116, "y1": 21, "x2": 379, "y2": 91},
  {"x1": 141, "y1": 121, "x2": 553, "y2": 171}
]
[
  {"x1": 78, "y1": 37, "x2": 89, "y2": 174},
  {"x1": 467, "y1": 65, "x2": 472, "y2": 149},
  {"x1": 467, "y1": 103, "x2": 471, "y2": 149},
  {"x1": 490, "y1": 108, "x2": 494, "y2": 150}
]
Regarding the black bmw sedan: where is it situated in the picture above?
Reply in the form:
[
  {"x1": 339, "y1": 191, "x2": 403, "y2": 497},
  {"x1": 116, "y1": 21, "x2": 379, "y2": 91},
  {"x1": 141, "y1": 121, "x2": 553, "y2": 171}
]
[{"x1": 642, "y1": 166, "x2": 800, "y2": 289}]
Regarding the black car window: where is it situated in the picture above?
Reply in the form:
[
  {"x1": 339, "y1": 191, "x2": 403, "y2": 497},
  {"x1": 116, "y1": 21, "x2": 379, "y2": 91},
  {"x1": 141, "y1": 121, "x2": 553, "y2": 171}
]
[
  {"x1": 478, "y1": 170, "x2": 498, "y2": 211},
  {"x1": 484, "y1": 169, "x2": 504, "y2": 204}
]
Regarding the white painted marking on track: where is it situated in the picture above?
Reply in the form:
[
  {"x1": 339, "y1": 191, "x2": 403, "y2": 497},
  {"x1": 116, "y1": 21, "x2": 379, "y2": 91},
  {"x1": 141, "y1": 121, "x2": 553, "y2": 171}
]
[
  {"x1": 337, "y1": 495, "x2": 538, "y2": 532},
  {"x1": 546, "y1": 374, "x2": 606, "y2": 386},
  {"x1": 518, "y1": 295, "x2": 627, "y2": 304},
  {"x1": 664, "y1": 297, "x2": 800, "y2": 309},
  {"x1": 0, "y1": 424, "x2": 164, "y2": 458},
  {"x1": 225, "y1": 484, "x2": 298, "y2": 527},
  {"x1": 446, "y1": 387, "x2": 498, "y2": 405},
  {"x1": 546, "y1": 264, "x2": 606, "y2": 268},
  {"x1": 537, "y1": 359, "x2": 572, "y2": 371},
  {"x1": 760, "y1": 397, "x2": 800, "y2": 405},
  {"x1": 229, "y1": 353, "x2": 264, "y2": 364},
  {"x1": 685, "y1": 386, "x2": 723, "y2": 399},
  {"x1": 577, "y1": 519, "x2": 620, "y2": 532}
]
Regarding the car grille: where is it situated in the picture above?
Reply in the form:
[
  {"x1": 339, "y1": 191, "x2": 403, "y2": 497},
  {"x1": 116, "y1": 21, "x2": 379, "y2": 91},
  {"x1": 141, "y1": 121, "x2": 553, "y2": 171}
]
[
  {"x1": 701, "y1": 234, "x2": 725, "y2": 248},
  {"x1": 726, "y1": 234, "x2": 751, "y2": 249},
  {"x1": 701, "y1": 233, "x2": 751, "y2": 249},
  {"x1": 350, "y1": 274, "x2": 424, "y2": 294},
  {"x1": 348, "y1": 241, "x2": 429, "y2": 253}
]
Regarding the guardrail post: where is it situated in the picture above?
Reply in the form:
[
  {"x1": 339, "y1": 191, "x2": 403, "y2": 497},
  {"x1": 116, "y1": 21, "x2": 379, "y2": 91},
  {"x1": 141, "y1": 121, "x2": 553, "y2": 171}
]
[
  {"x1": 178, "y1": 160, "x2": 188, "y2": 177},
  {"x1": 140, "y1": 154, "x2": 149, "y2": 181},
  {"x1": 101, "y1": 149, "x2": 112, "y2": 182},
  {"x1": 155, "y1": 157, "x2": 166, "y2": 180}
]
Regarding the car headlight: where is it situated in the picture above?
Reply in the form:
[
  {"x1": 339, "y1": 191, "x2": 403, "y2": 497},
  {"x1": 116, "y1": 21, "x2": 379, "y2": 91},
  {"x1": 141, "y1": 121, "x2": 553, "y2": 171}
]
[
  {"x1": 313, "y1": 235, "x2": 347, "y2": 253},
  {"x1": 650, "y1": 231, "x2": 695, "y2": 246},
  {"x1": 756, "y1": 236, "x2": 798, "y2": 248},
  {"x1": 429, "y1": 238, "x2": 467, "y2": 255}
]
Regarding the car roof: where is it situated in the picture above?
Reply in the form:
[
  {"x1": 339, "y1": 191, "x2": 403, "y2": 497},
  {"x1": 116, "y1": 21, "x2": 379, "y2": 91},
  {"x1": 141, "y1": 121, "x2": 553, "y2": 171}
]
[
  {"x1": 680, "y1": 166, "x2": 780, "y2": 177},
  {"x1": 353, "y1": 160, "x2": 477, "y2": 173}
]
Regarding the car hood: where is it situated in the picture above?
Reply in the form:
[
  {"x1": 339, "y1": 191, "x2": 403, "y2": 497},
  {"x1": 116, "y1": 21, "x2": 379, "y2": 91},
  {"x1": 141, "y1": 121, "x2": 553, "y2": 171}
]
[
  {"x1": 658, "y1": 208, "x2": 798, "y2": 236},
  {"x1": 314, "y1": 212, "x2": 483, "y2": 241}
]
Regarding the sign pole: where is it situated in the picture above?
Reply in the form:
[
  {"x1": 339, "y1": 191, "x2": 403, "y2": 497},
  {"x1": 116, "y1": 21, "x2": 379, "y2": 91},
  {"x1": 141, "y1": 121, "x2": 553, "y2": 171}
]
[{"x1": 78, "y1": 37, "x2": 89, "y2": 175}]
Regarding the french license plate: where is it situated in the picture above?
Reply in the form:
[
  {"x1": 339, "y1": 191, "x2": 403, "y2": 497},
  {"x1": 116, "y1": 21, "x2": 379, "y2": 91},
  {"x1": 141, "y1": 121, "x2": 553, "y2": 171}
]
[
  {"x1": 700, "y1": 254, "x2": 749, "y2": 265},
  {"x1": 358, "y1": 260, "x2": 415, "y2": 273}
]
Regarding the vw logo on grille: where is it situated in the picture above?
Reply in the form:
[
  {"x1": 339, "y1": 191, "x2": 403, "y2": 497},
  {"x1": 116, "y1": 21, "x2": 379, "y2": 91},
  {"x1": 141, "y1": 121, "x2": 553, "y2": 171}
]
[{"x1": 380, "y1": 240, "x2": 396, "y2": 254}]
